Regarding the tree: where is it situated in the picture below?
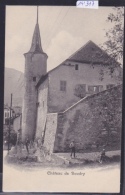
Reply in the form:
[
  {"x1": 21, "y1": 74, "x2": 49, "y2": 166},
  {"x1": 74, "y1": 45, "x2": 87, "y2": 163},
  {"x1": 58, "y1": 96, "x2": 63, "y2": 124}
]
[
  {"x1": 74, "y1": 84, "x2": 86, "y2": 98},
  {"x1": 104, "y1": 7, "x2": 124, "y2": 63}
]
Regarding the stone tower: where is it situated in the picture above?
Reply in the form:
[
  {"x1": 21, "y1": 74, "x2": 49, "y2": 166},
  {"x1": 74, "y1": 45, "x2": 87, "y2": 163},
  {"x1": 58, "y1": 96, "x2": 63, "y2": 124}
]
[{"x1": 22, "y1": 7, "x2": 48, "y2": 142}]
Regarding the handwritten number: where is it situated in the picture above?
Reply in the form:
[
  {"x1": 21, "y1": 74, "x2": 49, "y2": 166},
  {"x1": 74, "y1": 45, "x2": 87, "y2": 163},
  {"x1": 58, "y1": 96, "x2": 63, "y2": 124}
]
[
  {"x1": 86, "y1": 1, "x2": 91, "y2": 6},
  {"x1": 77, "y1": 1, "x2": 96, "y2": 7},
  {"x1": 92, "y1": 1, "x2": 94, "y2": 6},
  {"x1": 86, "y1": 1, "x2": 88, "y2": 6},
  {"x1": 85, "y1": 1, "x2": 92, "y2": 6},
  {"x1": 77, "y1": 2, "x2": 83, "y2": 6}
]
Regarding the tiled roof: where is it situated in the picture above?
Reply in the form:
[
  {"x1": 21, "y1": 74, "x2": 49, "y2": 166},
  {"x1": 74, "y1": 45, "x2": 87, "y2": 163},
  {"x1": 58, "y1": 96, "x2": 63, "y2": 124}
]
[
  {"x1": 68, "y1": 40, "x2": 118, "y2": 65},
  {"x1": 36, "y1": 40, "x2": 120, "y2": 88},
  {"x1": 36, "y1": 73, "x2": 48, "y2": 88},
  {"x1": 28, "y1": 23, "x2": 43, "y2": 53}
]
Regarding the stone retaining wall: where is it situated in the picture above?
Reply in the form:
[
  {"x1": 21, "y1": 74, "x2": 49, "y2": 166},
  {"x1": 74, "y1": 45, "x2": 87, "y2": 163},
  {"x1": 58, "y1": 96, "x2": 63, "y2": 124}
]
[{"x1": 54, "y1": 85, "x2": 122, "y2": 152}]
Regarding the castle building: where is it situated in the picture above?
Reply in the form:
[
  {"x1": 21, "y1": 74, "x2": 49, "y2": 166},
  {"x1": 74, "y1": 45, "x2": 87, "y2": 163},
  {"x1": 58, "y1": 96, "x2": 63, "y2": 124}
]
[
  {"x1": 22, "y1": 9, "x2": 48, "y2": 142},
  {"x1": 4, "y1": 105, "x2": 15, "y2": 125},
  {"x1": 22, "y1": 9, "x2": 122, "y2": 152}
]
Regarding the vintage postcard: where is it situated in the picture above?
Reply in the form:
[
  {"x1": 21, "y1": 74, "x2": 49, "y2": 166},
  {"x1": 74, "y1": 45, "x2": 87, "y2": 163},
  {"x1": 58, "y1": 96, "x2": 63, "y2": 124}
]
[{"x1": 3, "y1": 5, "x2": 124, "y2": 193}]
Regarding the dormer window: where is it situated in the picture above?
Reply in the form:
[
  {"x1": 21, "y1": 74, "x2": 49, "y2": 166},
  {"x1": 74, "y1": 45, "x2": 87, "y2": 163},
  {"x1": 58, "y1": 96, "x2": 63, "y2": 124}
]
[
  {"x1": 33, "y1": 77, "x2": 36, "y2": 82},
  {"x1": 75, "y1": 64, "x2": 78, "y2": 70}
]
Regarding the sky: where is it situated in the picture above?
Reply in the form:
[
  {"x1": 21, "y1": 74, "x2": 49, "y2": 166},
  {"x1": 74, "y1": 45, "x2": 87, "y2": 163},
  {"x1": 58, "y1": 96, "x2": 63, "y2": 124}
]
[{"x1": 5, "y1": 6, "x2": 121, "y2": 73}]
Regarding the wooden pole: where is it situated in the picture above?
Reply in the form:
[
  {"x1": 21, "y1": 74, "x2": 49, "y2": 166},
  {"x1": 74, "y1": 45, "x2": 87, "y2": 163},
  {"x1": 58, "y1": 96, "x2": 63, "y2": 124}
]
[
  {"x1": 37, "y1": 6, "x2": 39, "y2": 24},
  {"x1": 8, "y1": 93, "x2": 13, "y2": 154}
]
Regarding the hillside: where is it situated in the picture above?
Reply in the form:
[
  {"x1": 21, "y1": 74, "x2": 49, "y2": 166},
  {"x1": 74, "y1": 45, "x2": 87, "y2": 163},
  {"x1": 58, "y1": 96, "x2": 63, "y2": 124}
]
[{"x1": 4, "y1": 68, "x2": 24, "y2": 106}]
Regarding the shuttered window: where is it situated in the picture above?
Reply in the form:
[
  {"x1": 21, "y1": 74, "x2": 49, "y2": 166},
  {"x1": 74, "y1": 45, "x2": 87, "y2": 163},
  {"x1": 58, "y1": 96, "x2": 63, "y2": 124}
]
[
  {"x1": 106, "y1": 84, "x2": 115, "y2": 90},
  {"x1": 60, "y1": 81, "x2": 67, "y2": 91},
  {"x1": 88, "y1": 85, "x2": 103, "y2": 94}
]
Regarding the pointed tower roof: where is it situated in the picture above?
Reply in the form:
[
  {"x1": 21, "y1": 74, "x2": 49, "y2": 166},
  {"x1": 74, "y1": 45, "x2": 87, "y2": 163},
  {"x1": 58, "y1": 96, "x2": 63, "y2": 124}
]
[{"x1": 29, "y1": 7, "x2": 43, "y2": 53}]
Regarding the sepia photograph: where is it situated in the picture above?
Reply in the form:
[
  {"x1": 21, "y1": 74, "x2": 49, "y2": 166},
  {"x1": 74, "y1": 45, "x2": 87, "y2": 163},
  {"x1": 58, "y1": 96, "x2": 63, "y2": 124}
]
[{"x1": 3, "y1": 5, "x2": 124, "y2": 193}]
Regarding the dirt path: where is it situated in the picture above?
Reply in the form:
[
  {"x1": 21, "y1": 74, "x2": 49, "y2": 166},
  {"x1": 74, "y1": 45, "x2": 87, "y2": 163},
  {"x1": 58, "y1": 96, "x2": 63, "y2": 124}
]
[{"x1": 3, "y1": 151, "x2": 121, "y2": 193}]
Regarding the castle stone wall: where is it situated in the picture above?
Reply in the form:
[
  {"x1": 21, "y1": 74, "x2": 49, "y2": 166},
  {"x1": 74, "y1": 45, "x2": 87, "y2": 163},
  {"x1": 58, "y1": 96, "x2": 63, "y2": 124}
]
[
  {"x1": 43, "y1": 113, "x2": 58, "y2": 153},
  {"x1": 22, "y1": 52, "x2": 47, "y2": 142},
  {"x1": 36, "y1": 78, "x2": 48, "y2": 139},
  {"x1": 48, "y1": 62, "x2": 122, "y2": 113},
  {"x1": 22, "y1": 53, "x2": 37, "y2": 142},
  {"x1": 54, "y1": 85, "x2": 122, "y2": 152},
  {"x1": 32, "y1": 53, "x2": 47, "y2": 82},
  {"x1": 13, "y1": 115, "x2": 22, "y2": 133}
]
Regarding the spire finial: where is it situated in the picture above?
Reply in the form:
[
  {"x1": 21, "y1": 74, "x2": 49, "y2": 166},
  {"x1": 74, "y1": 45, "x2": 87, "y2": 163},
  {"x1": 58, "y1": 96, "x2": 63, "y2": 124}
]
[
  {"x1": 37, "y1": 6, "x2": 38, "y2": 24},
  {"x1": 28, "y1": 5, "x2": 43, "y2": 53}
]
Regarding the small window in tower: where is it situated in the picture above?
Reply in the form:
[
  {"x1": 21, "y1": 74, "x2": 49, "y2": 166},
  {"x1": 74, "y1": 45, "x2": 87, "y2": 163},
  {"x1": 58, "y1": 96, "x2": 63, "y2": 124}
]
[
  {"x1": 33, "y1": 77, "x2": 36, "y2": 82},
  {"x1": 75, "y1": 64, "x2": 78, "y2": 70},
  {"x1": 36, "y1": 102, "x2": 40, "y2": 107},
  {"x1": 60, "y1": 81, "x2": 67, "y2": 91},
  {"x1": 43, "y1": 101, "x2": 44, "y2": 107}
]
